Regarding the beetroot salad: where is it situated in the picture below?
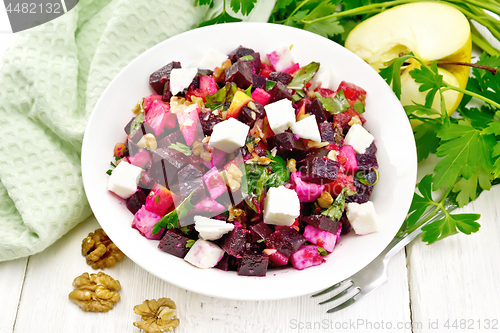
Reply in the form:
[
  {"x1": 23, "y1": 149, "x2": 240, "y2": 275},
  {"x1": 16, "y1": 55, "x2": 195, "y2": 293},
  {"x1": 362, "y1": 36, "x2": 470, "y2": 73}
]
[{"x1": 106, "y1": 45, "x2": 380, "y2": 277}]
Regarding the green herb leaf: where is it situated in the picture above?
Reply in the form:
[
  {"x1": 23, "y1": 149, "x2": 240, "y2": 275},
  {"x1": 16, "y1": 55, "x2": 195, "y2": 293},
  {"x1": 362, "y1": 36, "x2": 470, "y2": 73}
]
[
  {"x1": 287, "y1": 61, "x2": 320, "y2": 90},
  {"x1": 421, "y1": 212, "x2": 481, "y2": 245},
  {"x1": 130, "y1": 99, "x2": 145, "y2": 133},
  {"x1": 322, "y1": 187, "x2": 355, "y2": 222},
  {"x1": 153, "y1": 192, "x2": 196, "y2": 234},
  {"x1": 230, "y1": 0, "x2": 257, "y2": 16},
  {"x1": 256, "y1": 239, "x2": 265, "y2": 243},
  {"x1": 316, "y1": 89, "x2": 351, "y2": 114},
  {"x1": 378, "y1": 53, "x2": 415, "y2": 99},
  {"x1": 169, "y1": 142, "x2": 192, "y2": 156},
  {"x1": 355, "y1": 168, "x2": 379, "y2": 186},
  {"x1": 266, "y1": 153, "x2": 290, "y2": 188},
  {"x1": 266, "y1": 80, "x2": 277, "y2": 91},
  {"x1": 409, "y1": 60, "x2": 442, "y2": 108},
  {"x1": 317, "y1": 247, "x2": 328, "y2": 256},
  {"x1": 352, "y1": 101, "x2": 365, "y2": 113},
  {"x1": 106, "y1": 169, "x2": 112, "y2": 175},
  {"x1": 239, "y1": 55, "x2": 254, "y2": 61},
  {"x1": 244, "y1": 85, "x2": 253, "y2": 97},
  {"x1": 198, "y1": 11, "x2": 242, "y2": 27},
  {"x1": 155, "y1": 196, "x2": 160, "y2": 203},
  {"x1": 185, "y1": 239, "x2": 196, "y2": 248}
]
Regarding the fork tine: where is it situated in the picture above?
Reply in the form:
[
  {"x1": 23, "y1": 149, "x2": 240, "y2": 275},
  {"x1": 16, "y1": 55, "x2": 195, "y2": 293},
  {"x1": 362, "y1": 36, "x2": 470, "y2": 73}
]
[
  {"x1": 318, "y1": 283, "x2": 354, "y2": 305},
  {"x1": 326, "y1": 288, "x2": 361, "y2": 313},
  {"x1": 311, "y1": 280, "x2": 350, "y2": 297}
]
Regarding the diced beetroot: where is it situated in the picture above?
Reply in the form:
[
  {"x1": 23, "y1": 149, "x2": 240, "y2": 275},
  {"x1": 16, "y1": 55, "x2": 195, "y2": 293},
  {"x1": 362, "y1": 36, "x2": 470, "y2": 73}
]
[
  {"x1": 264, "y1": 249, "x2": 289, "y2": 266},
  {"x1": 221, "y1": 227, "x2": 250, "y2": 258},
  {"x1": 346, "y1": 178, "x2": 373, "y2": 204},
  {"x1": 203, "y1": 166, "x2": 227, "y2": 200},
  {"x1": 252, "y1": 88, "x2": 271, "y2": 106},
  {"x1": 143, "y1": 94, "x2": 163, "y2": 112},
  {"x1": 224, "y1": 61, "x2": 254, "y2": 89},
  {"x1": 264, "y1": 231, "x2": 293, "y2": 257},
  {"x1": 228, "y1": 45, "x2": 255, "y2": 62},
  {"x1": 337, "y1": 81, "x2": 366, "y2": 102},
  {"x1": 158, "y1": 230, "x2": 191, "y2": 258},
  {"x1": 145, "y1": 183, "x2": 175, "y2": 216},
  {"x1": 306, "y1": 98, "x2": 329, "y2": 123},
  {"x1": 215, "y1": 253, "x2": 240, "y2": 271},
  {"x1": 176, "y1": 164, "x2": 206, "y2": 204},
  {"x1": 132, "y1": 205, "x2": 163, "y2": 240},
  {"x1": 259, "y1": 62, "x2": 273, "y2": 78},
  {"x1": 290, "y1": 172, "x2": 325, "y2": 202},
  {"x1": 267, "y1": 132, "x2": 305, "y2": 158},
  {"x1": 238, "y1": 103, "x2": 266, "y2": 131},
  {"x1": 279, "y1": 227, "x2": 307, "y2": 252},
  {"x1": 268, "y1": 81, "x2": 292, "y2": 103},
  {"x1": 301, "y1": 215, "x2": 340, "y2": 234},
  {"x1": 199, "y1": 110, "x2": 223, "y2": 136},
  {"x1": 149, "y1": 61, "x2": 181, "y2": 95},
  {"x1": 252, "y1": 74, "x2": 266, "y2": 90},
  {"x1": 126, "y1": 190, "x2": 147, "y2": 214},
  {"x1": 128, "y1": 149, "x2": 150, "y2": 168},
  {"x1": 291, "y1": 245, "x2": 325, "y2": 270},
  {"x1": 128, "y1": 122, "x2": 155, "y2": 144},
  {"x1": 176, "y1": 103, "x2": 201, "y2": 145},
  {"x1": 201, "y1": 148, "x2": 226, "y2": 169},
  {"x1": 341, "y1": 145, "x2": 358, "y2": 173},
  {"x1": 237, "y1": 252, "x2": 269, "y2": 276},
  {"x1": 298, "y1": 156, "x2": 339, "y2": 184},
  {"x1": 249, "y1": 221, "x2": 273, "y2": 242},
  {"x1": 199, "y1": 75, "x2": 218, "y2": 95},
  {"x1": 303, "y1": 225, "x2": 337, "y2": 252},
  {"x1": 145, "y1": 100, "x2": 170, "y2": 136},
  {"x1": 356, "y1": 153, "x2": 378, "y2": 171},
  {"x1": 319, "y1": 122, "x2": 342, "y2": 144},
  {"x1": 157, "y1": 131, "x2": 185, "y2": 148},
  {"x1": 269, "y1": 71, "x2": 293, "y2": 85},
  {"x1": 188, "y1": 197, "x2": 225, "y2": 215}
]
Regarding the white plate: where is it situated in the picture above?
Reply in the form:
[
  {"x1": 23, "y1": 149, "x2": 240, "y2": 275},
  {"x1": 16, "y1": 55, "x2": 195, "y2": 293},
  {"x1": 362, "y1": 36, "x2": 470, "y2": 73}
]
[{"x1": 81, "y1": 22, "x2": 417, "y2": 301}]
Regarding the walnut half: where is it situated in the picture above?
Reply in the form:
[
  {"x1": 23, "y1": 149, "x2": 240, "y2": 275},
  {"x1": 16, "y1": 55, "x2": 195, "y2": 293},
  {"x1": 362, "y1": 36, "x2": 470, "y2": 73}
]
[
  {"x1": 69, "y1": 272, "x2": 121, "y2": 312},
  {"x1": 81, "y1": 228, "x2": 125, "y2": 269},
  {"x1": 133, "y1": 298, "x2": 180, "y2": 333}
]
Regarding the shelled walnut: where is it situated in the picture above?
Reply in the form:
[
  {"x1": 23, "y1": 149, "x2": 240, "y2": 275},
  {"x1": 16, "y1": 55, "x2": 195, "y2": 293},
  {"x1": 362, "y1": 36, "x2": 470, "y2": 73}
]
[
  {"x1": 81, "y1": 228, "x2": 125, "y2": 269},
  {"x1": 133, "y1": 298, "x2": 180, "y2": 333},
  {"x1": 68, "y1": 272, "x2": 121, "y2": 312}
]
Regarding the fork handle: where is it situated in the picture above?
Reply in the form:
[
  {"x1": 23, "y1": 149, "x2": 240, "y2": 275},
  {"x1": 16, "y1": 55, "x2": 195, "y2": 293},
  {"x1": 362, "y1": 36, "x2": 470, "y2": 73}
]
[{"x1": 381, "y1": 199, "x2": 458, "y2": 262}]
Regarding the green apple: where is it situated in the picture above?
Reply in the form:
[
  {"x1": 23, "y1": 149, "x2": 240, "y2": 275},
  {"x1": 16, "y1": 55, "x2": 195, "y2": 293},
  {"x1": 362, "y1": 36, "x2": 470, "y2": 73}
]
[{"x1": 345, "y1": 2, "x2": 472, "y2": 118}]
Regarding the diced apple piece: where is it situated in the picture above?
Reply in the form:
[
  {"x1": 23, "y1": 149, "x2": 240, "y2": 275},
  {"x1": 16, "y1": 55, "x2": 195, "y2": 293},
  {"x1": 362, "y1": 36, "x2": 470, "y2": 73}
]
[
  {"x1": 203, "y1": 166, "x2": 228, "y2": 200},
  {"x1": 303, "y1": 225, "x2": 337, "y2": 252},
  {"x1": 290, "y1": 172, "x2": 324, "y2": 202},
  {"x1": 290, "y1": 245, "x2": 325, "y2": 270},
  {"x1": 227, "y1": 91, "x2": 253, "y2": 118},
  {"x1": 107, "y1": 161, "x2": 143, "y2": 199},
  {"x1": 132, "y1": 205, "x2": 163, "y2": 240},
  {"x1": 143, "y1": 94, "x2": 163, "y2": 112},
  {"x1": 340, "y1": 145, "x2": 358, "y2": 172},
  {"x1": 176, "y1": 103, "x2": 201, "y2": 146},
  {"x1": 127, "y1": 149, "x2": 150, "y2": 168},
  {"x1": 145, "y1": 100, "x2": 170, "y2": 136},
  {"x1": 251, "y1": 88, "x2": 271, "y2": 106},
  {"x1": 184, "y1": 239, "x2": 225, "y2": 269},
  {"x1": 145, "y1": 183, "x2": 175, "y2": 216}
]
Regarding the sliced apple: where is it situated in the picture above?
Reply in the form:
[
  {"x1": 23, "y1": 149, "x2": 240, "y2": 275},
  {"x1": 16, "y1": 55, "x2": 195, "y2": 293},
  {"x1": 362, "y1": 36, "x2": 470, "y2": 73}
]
[{"x1": 345, "y1": 2, "x2": 472, "y2": 118}]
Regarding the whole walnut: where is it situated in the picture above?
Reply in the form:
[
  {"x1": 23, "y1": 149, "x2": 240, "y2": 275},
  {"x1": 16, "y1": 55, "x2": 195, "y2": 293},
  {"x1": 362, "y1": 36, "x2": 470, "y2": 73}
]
[
  {"x1": 81, "y1": 228, "x2": 125, "y2": 269},
  {"x1": 133, "y1": 298, "x2": 180, "y2": 333},
  {"x1": 69, "y1": 272, "x2": 121, "y2": 312}
]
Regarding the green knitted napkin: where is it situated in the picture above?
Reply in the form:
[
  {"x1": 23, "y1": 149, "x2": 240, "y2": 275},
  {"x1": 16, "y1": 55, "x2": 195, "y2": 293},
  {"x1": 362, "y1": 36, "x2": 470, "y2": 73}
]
[{"x1": 0, "y1": 0, "x2": 274, "y2": 261}]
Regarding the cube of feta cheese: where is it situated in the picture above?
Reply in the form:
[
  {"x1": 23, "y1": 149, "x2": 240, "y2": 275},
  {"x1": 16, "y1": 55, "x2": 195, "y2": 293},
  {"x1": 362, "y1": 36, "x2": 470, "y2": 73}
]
[
  {"x1": 310, "y1": 68, "x2": 336, "y2": 90},
  {"x1": 170, "y1": 68, "x2": 198, "y2": 96},
  {"x1": 194, "y1": 215, "x2": 235, "y2": 241},
  {"x1": 197, "y1": 48, "x2": 228, "y2": 70},
  {"x1": 267, "y1": 46, "x2": 295, "y2": 72},
  {"x1": 107, "y1": 161, "x2": 143, "y2": 199},
  {"x1": 264, "y1": 99, "x2": 296, "y2": 134},
  {"x1": 291, "y1": 115, "x2": 321, "y2": 142},
  {"x1": 264, "y1": 186, "x2": 300, "y2": 226},
  {"x1": 343, "y1": 123, "x2": 374, "y2": 154},
  {"x1": 184, "y1": 239, "x2": 224, "y2": 269},
  {"x1": 346, "y1": 201, "x2": 379, "y2": 235},
  {"x1": 209, "y1": 117, "x2": 250, "y2": 153}
]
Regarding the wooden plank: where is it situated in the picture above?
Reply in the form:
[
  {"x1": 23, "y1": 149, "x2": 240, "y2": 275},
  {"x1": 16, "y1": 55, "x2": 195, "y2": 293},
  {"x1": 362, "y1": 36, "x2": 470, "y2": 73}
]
[
  {"x1": 407, "y1": 185, "x2": 500, "y2": 333},
  {"x1": 0, "y1": 257, "x2": 28, "y2": 333},
  {"x1": 13, "y1": 212, "x2": 411, "y2": 332}
]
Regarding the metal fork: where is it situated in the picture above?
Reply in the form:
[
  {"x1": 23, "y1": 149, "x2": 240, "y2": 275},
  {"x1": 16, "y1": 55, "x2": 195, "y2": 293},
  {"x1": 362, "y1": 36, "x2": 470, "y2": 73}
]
[{"x1": 312, "y1": 200, "x2": 457, "y2": 313}]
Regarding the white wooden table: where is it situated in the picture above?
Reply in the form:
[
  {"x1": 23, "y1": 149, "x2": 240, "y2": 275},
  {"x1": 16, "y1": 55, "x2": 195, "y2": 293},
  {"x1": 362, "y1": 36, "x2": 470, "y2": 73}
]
[{"x1": 1, "y1": 25, "x2": 500, "y2": 333}]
